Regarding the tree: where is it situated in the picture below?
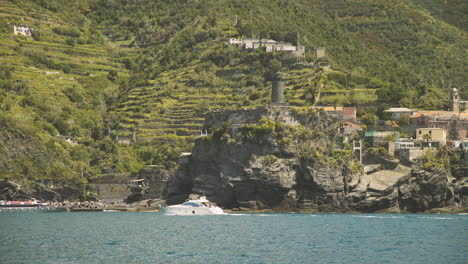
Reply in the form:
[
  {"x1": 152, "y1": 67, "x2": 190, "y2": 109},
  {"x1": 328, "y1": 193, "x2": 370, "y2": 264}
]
[
  {"x1": 361, "y1": 113, "x2": 378, "y2": 126},
  {"x1": 398, "y1": 114, "x2": 410, "y2": 125},
  {"x1": 422, "y1": 133, "x2": 432, "y2": 143}
]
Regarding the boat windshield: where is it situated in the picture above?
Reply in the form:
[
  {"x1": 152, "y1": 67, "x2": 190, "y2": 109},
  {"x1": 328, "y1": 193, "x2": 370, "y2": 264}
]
[{"x1": 181, "y1": 202, "x2": 201, "y2": 207}]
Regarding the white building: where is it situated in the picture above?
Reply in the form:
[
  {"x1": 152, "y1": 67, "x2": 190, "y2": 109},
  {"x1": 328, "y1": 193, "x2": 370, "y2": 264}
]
[
  {"x1": 228, "y1": 38, "x2": 305, "y2": 57},
  {"x1": 13, "y1": 25, "x2": 35, "y2": 36},
  {"x1": 228, "y1": 38, "x2": 243, "y2": 46},
  {"x1": 384, "y1": 107, "x2": 417, "y2": 121}
]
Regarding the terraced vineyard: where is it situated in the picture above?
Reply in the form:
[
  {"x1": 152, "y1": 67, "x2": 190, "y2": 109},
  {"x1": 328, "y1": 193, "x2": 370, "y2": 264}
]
[
  {"x1": 0, "y1": 0, "x2": 131, "y2": 139},
  {"x1": 112, "y1": 61, "x2": 380, "y2": 144},
  {"x1": 0, "y1": 0, "x2": 380, "y2": 147},
  {"x1": 113, "y1": 69, "x2": 242, "y2": 144}
]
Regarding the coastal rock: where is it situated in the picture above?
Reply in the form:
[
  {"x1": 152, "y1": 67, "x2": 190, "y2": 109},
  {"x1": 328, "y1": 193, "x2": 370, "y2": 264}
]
[
  {"x1": 165, "y1": 109, "x2": 467, "y2": 213},
  {"x1": 397, "y1": 168, "x2": 453, "y2": 212},
  {"x1": 0, "y1": 179, "x2": 83, "y2": 201},
  {"x1": 166, "y1": 108, "x2": 357, "y2": 210},
  {"x1": 0, "y1": 180, "x2": 28, "y2": 200}
]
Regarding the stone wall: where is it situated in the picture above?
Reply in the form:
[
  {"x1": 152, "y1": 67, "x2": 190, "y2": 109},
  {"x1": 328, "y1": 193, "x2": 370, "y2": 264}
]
[
  {"x1": 89, "y1": 184, "x2": 130, "y2": 202},
  {"x1": 88, "y1": 173, "x2": 132, "y2": 202},
  {"x1": 203, "y1": 106, "x2": 298, "y2": 131},
  {"x1": 396, "y1": 148, "x2": 427, "y2": 162},
  {"x1": 138, "y1": 168, "x2": 174, "y2": 199}
]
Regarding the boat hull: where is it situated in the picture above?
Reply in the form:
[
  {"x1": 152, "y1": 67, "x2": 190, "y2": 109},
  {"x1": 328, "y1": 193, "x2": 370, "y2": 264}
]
[
  {"x1": 162, "y1": 206, "x2": 223, "y2": 215},
  {"x1": 0, "y1": 206, "x2": 66, "y2": 213}
]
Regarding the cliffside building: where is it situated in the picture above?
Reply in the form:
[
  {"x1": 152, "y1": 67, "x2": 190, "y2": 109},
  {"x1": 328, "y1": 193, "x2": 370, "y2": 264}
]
[
  {"x1": 416, "y1": 128, "x2": 447, "y2": 145},
  {"x1": 310, "y1": 106, "x2": 356, "y2": 121},
  {"x1": 364, "y1": 131, "x2": 399, "y2": 147},
  {"x1": 228, "y1": 38, "x2": 305, "y2": 57},
  {"x1": 411, "y1": 111, "x2": 468, "y2": 141},
  {"x1": 384, "y1": 108, "x2": 417, "y2": 121},
  {"x1": 383, "y1": 104, "x2": 468, "y2": 141}
]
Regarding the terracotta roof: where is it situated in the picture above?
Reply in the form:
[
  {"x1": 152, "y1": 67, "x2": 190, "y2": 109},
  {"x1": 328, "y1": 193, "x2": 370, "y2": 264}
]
[
  {"x1": 311, "y1": 106, "x2": 343, "y2": 111},
  {"x1": 341, "y1": 120, "x2": 361, "y2": 128}
]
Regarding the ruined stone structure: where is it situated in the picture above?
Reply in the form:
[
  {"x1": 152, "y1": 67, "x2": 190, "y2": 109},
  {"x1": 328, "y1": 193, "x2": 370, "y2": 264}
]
[
  {"x1": 316, "y1": 47, "x2": 326, "y2": 58},
  {"x1": 88, "y1": 174, "x2": 132, "y2": 202},
  {"x1": 138, "y1": 166, "x2": 173, "y2": 199}
]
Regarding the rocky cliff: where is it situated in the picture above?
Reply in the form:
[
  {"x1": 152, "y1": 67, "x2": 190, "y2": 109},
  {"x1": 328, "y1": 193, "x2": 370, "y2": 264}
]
[
  {"x1": 0, "y1": 179, "x2": 84, "y2": 201},
  {"x1": 166, "y1": 107, "x2": 468, "y2": 213}
]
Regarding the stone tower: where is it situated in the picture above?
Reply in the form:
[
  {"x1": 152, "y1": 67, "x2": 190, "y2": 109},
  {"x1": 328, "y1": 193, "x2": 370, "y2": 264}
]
[
  {"x1": 451, "y1": 88, "x2": 459, "y2": 112},
  {"x1": 271, "y1": 72, "x2": 286, "y2": 106},
  {"x1": 316, "y1": 47, "x2": 326, "y2": 59},
  {"x1": 271, "y1": 80, "x2": 284, "y2": 104}
]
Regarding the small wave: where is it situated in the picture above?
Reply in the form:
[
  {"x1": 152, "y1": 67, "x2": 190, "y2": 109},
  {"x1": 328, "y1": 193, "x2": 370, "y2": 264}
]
[
  {"x1": 352, "y1": 215, "x2": 404, "y2": 219},
  {"x1": 418, "y1": 216, "x2": 460, "y2": 220}
]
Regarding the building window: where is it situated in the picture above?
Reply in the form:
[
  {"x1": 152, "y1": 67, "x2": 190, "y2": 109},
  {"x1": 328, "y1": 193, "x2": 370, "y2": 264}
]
[
  {"x1": 429, "y1": 131, "x2": 432, "y2": 134},
  {"x1": 419, "y1": 131, "x2": 421, "y2": 134}
]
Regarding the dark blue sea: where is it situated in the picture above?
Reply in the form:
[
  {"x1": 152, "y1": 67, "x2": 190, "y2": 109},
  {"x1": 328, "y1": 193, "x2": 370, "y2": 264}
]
[{"x1": 0, "y1": 212, "x2": 466, "y2": 264}]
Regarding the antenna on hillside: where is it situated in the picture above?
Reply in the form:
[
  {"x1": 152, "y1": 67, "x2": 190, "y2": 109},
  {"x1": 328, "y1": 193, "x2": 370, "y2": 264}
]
[
  {"x1": 250, "y1": 9, "x2": 253, "y2": 37},
  {"x1": 297, "y1": 32, "x2": 300, "y2": 62}
]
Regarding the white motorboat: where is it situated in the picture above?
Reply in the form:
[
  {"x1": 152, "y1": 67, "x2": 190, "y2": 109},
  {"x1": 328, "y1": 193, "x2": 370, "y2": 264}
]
[{"x1": 162, "y1": 196, "x2": 223, "y2": 215}]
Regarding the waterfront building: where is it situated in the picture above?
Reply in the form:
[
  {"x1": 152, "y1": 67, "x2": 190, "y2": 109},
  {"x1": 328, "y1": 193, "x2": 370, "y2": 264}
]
[{"x1": 415, "y1": 128, "x2": 447, "y2": 145}]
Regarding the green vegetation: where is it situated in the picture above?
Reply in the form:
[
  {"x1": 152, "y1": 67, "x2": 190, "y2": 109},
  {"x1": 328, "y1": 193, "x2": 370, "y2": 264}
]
[
  {"x1": 419, "y1": 146, "x2": 450, "y2": 170},
  {"x1": 0, "y1": 0, "x2": 466, "y2": 198}
]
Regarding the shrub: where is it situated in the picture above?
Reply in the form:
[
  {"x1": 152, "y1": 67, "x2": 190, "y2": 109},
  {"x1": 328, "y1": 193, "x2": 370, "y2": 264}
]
[
  {"x1": 53, "y1": 26, "x2": 81, "y2": 38},
  {"x1": 63, "y1": 87, "x2": 84, "y2": 103},
  {"x1": 0, "y1": 65, "x2": 12, "y2": 79},
  {"x1": 262, "y1": 154, "x2": 278, "y2": 167}
]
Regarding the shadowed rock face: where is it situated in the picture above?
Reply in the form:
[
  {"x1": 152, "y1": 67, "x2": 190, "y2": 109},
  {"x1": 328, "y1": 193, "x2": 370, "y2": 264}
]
[
  {"x1": 0, "y1": 179, "x2": 83, "y2": 201},
  {"x1": 166, "y1": 109, "x2": 354, "y2": 211},
  {"x1": 166, "y1": 109, "x2": 467, "y2": 213},
  {"x1": 398, "y1": 168, "x2": 453, "y2": 212}
]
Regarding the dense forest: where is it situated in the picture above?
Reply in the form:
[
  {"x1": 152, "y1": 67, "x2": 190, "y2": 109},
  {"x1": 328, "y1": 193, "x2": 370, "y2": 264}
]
[{"x1": 0, "y1": 0, "x2": 466, "y2": 198}]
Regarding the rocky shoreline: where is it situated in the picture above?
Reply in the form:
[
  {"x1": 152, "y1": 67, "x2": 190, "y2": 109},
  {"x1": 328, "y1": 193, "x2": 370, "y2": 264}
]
[
  {"x1": 2, "y1": 109, "x2": 466, "y2": 214},
  {"x1": 164, "y1": 108, "x2": 468, "y2": 214}
]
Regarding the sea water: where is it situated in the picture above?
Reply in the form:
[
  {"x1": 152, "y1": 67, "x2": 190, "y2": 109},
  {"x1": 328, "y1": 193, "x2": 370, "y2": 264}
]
[{"x1": 0, "y1": 212, "x2": 466, "y2": 264}]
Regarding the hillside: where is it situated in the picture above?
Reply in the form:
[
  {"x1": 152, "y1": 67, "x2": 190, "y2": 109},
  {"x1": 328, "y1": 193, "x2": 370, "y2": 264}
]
[
  {"x1": 0, "y1": 0, "x2": 466, "y2": 198},
  {"x1": 0, "y1": 0, "x2": 144, "y2": 195},
  {"x1": 409, "y1": 0, "x2": 468, "y2": 31},
  {"x1": 88, "y1": 0, "x2": 466, "y2": 142}
]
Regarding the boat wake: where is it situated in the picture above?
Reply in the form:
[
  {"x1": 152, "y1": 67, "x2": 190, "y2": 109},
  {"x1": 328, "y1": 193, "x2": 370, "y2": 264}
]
[
  {"x1": 417, "y1": 216, "x2": 466, "y2": 220},
  {"x1": 352, "y1": 215, "x2": 404, "y2": 219}
]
